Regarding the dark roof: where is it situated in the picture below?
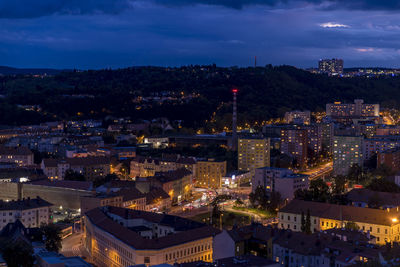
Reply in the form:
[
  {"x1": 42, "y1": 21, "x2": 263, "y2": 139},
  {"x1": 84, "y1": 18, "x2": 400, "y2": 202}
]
[
  {"x1": 118, "y1": 187, "x2": 145, "y2": 202},
  {"x1": 179, "y1": 255, "x2": 278, "y2": 267},
  {"x1": 0, "y1": 197, "x2": 52, "y2": 211},
  {"x1": 85, "y1": 207, "x2": 220, "y2": 250},
  {"x1": 273, "y1": 230, "x2": 380, "y2": 261},
  {"x1": 0, "y1": 146, "x2": 32, "y2": 156},
  {"x1": 150, "y1": 168, "x2": 192, "y2": 183},
  {"x1": 145, "y1": 188, "x2": 170, "y2": 205},
  {"x1": 346, "y1": 188, "x2": 400, "y2": 207},
  {"x1": 280, "y1": 199, "x2": 400, "y2": 226},
  {"x1": 43, "y1": 156, "x2": 110, "y2": 167},
  {"x1": 28, "y1": 179, "x2": 93, "y2": 191}
]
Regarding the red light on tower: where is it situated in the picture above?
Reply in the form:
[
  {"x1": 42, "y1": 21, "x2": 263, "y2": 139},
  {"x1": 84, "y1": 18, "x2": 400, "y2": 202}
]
[{"x1": 232, "y1": 89, "x2": 238, "y2": 93}]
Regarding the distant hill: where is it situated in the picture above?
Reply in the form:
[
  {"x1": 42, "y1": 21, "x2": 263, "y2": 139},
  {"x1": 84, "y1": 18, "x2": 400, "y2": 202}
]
[
  {"x1": 1, "y1": 64, "x2": 400, "y2": 128},
  {"x1": 0, "y1": 66, "x2": 68, "y2": 75}
]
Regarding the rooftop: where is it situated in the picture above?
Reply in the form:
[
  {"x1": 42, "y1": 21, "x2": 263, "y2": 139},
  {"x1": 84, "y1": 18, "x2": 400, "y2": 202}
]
[
  {"x1": 85, "y1": 206, "x2": 220, "y2": 250},
  {"x1": 280, "y1": 199, "x2": 400, "y2": 226},
  {"x1": 0, "y1": 197, "x2": 52, "y2": 211}
]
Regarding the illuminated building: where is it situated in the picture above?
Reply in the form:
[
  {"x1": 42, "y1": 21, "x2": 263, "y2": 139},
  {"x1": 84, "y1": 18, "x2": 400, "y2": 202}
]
[
  {"x1": 84, "y1": 206, "x2": 219, "y2": 266},
  {"x1": 148, "y1": 168, "x2": 192, "y2": 204},
  {"x1": 253, "y1": 167, "x2": 309, "y2": 200},
  {"x1": 238, "y1": 137, "x2": 270, "y2": 176},
  {"x1": 284, "y1": 110, "x2": 311, "y2": 125},
  {"x1": 0, "y1": 146, "x2": 33, "y2": 166},
  {"x1": 318, "y1": 58, "x2": 343, "y2": 75},
  {"x1": 41, "y1": 157, "x2": 110, "y2": 180},
  {"x1": 326, "y1": 99, "x2": 379, "y2": 119},
  {"x1": 377, "y1": 147, "x2": 400, "y2": 172},
  {"x1": 333, "y1": 135, "x2": 363, "y2": 176},
  {"x1": 278, "y1": 199, "x2": 400, "y2": 245},
  {"x1": 0, "y1": 197, "x2": 52, "y2": 230},
  {"x1": 363, "y1": 136, "x2": 400, "y2": 162},
  {"x1": 280, "y1": 128, "x2": 307, "y2": 169},
  {"x1": 196, "y1": 159, "x2": 227, "y2": 189}
]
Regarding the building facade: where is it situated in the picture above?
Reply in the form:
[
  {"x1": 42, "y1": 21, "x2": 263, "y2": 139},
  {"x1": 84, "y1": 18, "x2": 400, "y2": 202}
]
[
  {"x1": 238, "y1": 138, "x2": 270, "y2": 176},
  {"x1": 333, "y1": 135, "x2": 363, "y2": 176},
  {"x1": 0, "y1": 197, "x2": 52, "y2": 230},
  {"x1": 195, "y1": 159, "x2": 227, "y2": 189},
  {"x1": 318, "y1": 58, "x2": 343, "y2": 75},
  {"x1": 278, "y1": 199, "x2": 400, "y2": 245},
  {"x1": 280, "y1": 128, "x2": 308, "y2": 169},
  {"x1": 84, "y1": 206, "x2": 218, "y2": 267},
  {"x1": 253, "y1": 167, "x2": 309, "y2": 200}
]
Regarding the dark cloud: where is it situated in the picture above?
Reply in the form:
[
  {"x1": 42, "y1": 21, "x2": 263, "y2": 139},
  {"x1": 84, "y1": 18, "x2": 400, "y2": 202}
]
[
  {"x1": 0, "y1": 0, "x2": 131, "y2": 19},
  {"x1": 153, "y1": 0, "x2": 400, "y2": 10},
  {"x1": 2, "y1": 0, "x2": 400, "y2": 19}
]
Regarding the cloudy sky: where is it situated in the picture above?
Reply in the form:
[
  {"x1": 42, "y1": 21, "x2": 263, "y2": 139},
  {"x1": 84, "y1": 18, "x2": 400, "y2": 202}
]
[{"x1": 1, "y1": 0, "x2": 400, "y2": 69}]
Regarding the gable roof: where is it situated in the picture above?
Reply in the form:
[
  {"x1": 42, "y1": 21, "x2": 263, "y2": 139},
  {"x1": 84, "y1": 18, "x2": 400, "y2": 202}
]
[{"x1": 280, "y1": 199, "x2": 400, "y2": 226}]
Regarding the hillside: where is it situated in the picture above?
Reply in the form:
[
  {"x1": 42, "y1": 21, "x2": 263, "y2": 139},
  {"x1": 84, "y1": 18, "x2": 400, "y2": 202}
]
[{"x1": 0, "y1": 65, "x2": 400, "y2": 129}]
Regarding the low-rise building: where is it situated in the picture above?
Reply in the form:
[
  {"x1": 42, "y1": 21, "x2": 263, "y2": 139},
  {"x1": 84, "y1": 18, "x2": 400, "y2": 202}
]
[
  {"x1": 80, "y1": 193, "x2": 123, "y2": 215},
  {"x1": 346, "y1": 188, "x2": 400, "y2": 209},
  {"x1": 0, "y1": 146, "x2": 34, "y2": 166},
  {"x1": 278, "y1": 199, "x2": 400, "y2": 244},
  {"x1": 253, "y1": 167, "x2": 309, "y2": 200},
  {"x1": 0, "y1": 197, "x2": 52, "y2": 230},
  {"x1": 84, "y1": 206, "x2": 219, "y2": 266},
  {"x1": 148, "y1": 168, "x2": 192, "y2": 204},
  {"x1": 41, "y1": 157, "x2": 110, "y2": 180}
]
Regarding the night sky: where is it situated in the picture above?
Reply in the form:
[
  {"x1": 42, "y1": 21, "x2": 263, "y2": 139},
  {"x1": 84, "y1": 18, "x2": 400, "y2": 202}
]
[{"x1": 2, "y1": 0, "x2": 400, "y2": 69}]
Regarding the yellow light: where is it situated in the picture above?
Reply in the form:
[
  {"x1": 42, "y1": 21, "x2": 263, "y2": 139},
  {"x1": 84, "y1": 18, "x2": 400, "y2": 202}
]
[{"x1": 392, "y1": 218, "x2": 398, "y2": 223}]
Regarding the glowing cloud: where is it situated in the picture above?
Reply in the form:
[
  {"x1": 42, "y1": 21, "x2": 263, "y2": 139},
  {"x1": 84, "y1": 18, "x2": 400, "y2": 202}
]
[
  {"x1": 319, "y1": 22, "x2": 349, "y2": 28},
  {"x1": 356, "y1": 48, "x2": 375, "y2": 52}
]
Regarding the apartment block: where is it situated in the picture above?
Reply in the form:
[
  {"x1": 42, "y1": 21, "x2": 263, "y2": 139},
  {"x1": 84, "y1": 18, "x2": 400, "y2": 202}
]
[
  {"x1": 280, "y1": 128, "x2": 307, "y2": 169},
  {"x1": 238, "y1": 138, "x2": 270, "y2": 176},
  {"x1": 333, "y1": 135, "x2": 363, "y2": 176},
  {"x1": 195, "y1": 159, "x2": 227, "y2": 189}
]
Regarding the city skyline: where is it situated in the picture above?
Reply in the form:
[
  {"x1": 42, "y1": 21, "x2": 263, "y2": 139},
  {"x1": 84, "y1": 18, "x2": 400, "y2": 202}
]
[{"x1": 2, "y1": 0, "x2": 400, "y2": 69}]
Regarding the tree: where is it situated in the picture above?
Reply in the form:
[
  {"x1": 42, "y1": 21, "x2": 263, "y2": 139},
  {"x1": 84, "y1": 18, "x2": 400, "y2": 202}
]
[
  {"x1": 309, "y1": 178, "x2": 329, "y2": 202},
  {"x1": 249, "y1": 186, "x2": 268, "y2": 209},
  {"x1": 348, "y1": 163, "x2": 363, "y2": 184},
  {"x1": 332, "y1": 175, "x2": 347, "y2": 195},
  {"x1": 93, "y1": 173, "x2": 119, "y2": 187},
  {"x1": 234, "y1": 198, "x2": 244, "y2": 207},
  {"x1": 367, "y1": 178, "x2": 400, "y2": 193},
  {"x1": 301, "y1": 211, "x2": 306, "y2": 232},
  {"x1": 367, "y1": 192, "x2": 383, "y2": 209},
  {"x1": 345, "y1": 221, "x2": 360, "y2": 231},
  {"x1": 267, "y1": 191, "x2": 282, "y2": 212},
  {"x1": 374, "y1": 164, "x2": 396, "y2": 179},
  {"x1": 2, "y1": 240, "x2": 35, "y2": 267},
  {"x1": 41, "y1": 223, "x2": 62, "y2": 252},
  {"x1": 305, "y1": 209, "x2": 312, "y2": 234},
  {"x1": 64, "y1": 169, "x2": 85, "y2": 181}
]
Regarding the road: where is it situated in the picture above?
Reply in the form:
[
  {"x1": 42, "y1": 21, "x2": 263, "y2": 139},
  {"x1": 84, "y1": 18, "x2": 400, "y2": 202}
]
[
  {"x1": 61, "y1": 233, "x2": 87, "y2": 258},
  {"x1": 301, "y1": 161, "x2": 333, "y2": 180}
]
